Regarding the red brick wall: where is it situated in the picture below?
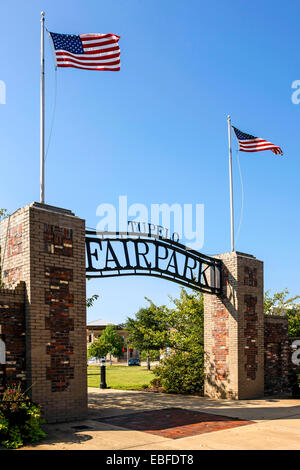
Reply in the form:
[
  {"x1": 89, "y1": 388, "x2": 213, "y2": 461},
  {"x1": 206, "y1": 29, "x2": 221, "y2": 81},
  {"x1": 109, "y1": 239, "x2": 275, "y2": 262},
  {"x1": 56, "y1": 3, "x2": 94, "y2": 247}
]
[
  {"x1": 244, "y1": 295, "x2": 258, "y2": 380},
  {"x1": 45, "y1": 265, "x2": 74, "y2": 392},
  {"x1": 204, "y1": 252, "x2": 265, "y2": 399},
  {"x1": 0, "y1": 282, "x2": 26, "y2": 394},
  {"x1": 1, "y1": 203, "x2": 87, "y2": 422},
  {"x1": 212, "y1": 302, "x2": 229, "y2": 381},
  {"x1": 264, "y1": 315, "x2": 290, "y2": 394}
]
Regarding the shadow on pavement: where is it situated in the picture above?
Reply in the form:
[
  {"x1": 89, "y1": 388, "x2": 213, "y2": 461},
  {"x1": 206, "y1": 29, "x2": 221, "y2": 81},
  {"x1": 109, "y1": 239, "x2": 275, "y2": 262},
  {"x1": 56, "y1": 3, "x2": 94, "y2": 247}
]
[{"x1": 88, "y1": 389, "x2": 300, "y2": 422}]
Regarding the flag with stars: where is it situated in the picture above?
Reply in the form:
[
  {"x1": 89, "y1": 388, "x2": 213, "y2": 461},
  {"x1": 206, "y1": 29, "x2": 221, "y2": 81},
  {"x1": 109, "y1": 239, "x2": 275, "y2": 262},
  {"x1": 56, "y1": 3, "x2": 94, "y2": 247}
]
[
  {"x1": 232, "y1": 126, "x2": 283, "y2": 155},
  {"x1": 49, "y1": 32, "x2": 120, "y2": 71}
]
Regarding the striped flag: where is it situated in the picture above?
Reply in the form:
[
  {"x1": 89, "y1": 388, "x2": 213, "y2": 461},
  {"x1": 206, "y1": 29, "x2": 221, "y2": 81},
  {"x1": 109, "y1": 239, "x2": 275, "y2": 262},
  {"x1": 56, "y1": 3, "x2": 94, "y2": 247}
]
[
  {"x1": 232, "y1": 126, "x2": 283, "y2": 155},
  {"x1": 49, "y1": 32, "x2": 120, "y2": 71}
]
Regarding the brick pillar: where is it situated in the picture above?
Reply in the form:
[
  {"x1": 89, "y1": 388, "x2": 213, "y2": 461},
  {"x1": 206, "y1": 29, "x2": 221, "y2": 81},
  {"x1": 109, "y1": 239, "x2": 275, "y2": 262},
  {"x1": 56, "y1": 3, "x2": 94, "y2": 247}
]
[
  {"x1": 1, "y1": 202, "x2": 87, "y2": 422},
  {"x1": 204, "y1": 251, "x2": 264, "y2": 399}
]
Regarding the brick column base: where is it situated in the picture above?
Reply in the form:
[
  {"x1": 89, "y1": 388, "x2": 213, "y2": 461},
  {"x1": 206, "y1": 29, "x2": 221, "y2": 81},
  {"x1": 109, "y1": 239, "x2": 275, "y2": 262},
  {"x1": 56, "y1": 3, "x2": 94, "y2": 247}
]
[
  {"x1": 1, "y1": 203, "x2": 87, "y2": 422},
  {"x1": 204, "y1": 252, "x2": 264, "y2": 399}
]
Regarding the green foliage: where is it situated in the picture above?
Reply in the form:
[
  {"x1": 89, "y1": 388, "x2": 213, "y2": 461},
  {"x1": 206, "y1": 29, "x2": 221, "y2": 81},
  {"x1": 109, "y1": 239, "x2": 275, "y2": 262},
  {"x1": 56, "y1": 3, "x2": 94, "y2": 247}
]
[
  {"x1": 88, "y1": 337, "x2": 107, "y2": 359},
  {"x1": 0, "y1": 208, "x2": 8, "y2": 221},
  {"x1": 264, "y1": 288, "x2": 300, "y2": 314},
  {"x1": 286, "y1": 308, "x2": 300, "y2": 337},
  {"x1": 86, "y1": 294, "x2": 99, "y2": 308},
  {"x1": 88, "y1": 324, "x2": 124, "y2": 359},
  {"x1": 125, "y1": 300, "x2": 170, "y2": 369},
  {"x1": 152, "y1": 350, "x2": 204, "y2": 394},
  {"x1": 126, "y1": 289, "x2": 205, "y2": 390},
  {"x1": 86, "y1": 276, "x2": 99, "y2": 309},
  {"x1": 140, "y1": 350, "x2": 160, "y2": 361},
  {"x1": 264, "y1": 289, "x2": 300, "y2": 337},
  {"x1": 150, "y1": 289, "x2": 205, "y2": 394},
  {"x1": 125, "y1": 300, "x2": 170, "y2": 354},
  {"x1": 0, "y1": 385, "x2": 46, "y2": 449},
  {"x1": 166, "y1": 289, "x2": 204, "y2": 354}
]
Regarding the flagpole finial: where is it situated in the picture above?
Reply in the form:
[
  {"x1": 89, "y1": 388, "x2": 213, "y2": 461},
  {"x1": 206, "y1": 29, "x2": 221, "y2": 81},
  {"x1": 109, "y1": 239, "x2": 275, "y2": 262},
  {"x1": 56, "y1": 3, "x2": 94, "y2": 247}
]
[{"x1": 41, "y1": 11, "x2": 45, "y2": 19}]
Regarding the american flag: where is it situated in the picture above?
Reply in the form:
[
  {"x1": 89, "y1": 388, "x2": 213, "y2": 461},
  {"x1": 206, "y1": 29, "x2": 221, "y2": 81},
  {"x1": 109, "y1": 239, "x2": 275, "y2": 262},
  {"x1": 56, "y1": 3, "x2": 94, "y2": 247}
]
[
  {"x1": 49, "y1": 32, "x2": 120, "y2": 71},
  {"x1": 232, "y1": 126, "x2": 283, "y2": 156}
]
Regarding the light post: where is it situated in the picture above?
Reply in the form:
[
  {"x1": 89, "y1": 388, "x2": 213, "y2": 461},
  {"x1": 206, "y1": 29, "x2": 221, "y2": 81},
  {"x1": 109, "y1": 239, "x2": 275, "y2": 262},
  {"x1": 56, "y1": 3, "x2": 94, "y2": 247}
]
[{"x1": 100, "y1": 358, "x2": 107, "y2": 389}]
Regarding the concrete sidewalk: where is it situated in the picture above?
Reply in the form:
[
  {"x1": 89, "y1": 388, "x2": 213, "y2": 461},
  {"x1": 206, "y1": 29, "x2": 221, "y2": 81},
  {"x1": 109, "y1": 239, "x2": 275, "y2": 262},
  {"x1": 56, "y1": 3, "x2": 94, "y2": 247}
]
[{"x1": 18, "y1": 388, "x2": 300, "y2": 451}]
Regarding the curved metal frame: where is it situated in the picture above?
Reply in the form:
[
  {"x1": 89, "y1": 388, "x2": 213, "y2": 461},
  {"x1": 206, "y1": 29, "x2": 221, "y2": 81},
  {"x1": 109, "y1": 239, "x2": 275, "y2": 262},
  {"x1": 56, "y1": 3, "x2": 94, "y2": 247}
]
[{"x1": 85, "y1": 230, "x2": 222, "y2": 295}]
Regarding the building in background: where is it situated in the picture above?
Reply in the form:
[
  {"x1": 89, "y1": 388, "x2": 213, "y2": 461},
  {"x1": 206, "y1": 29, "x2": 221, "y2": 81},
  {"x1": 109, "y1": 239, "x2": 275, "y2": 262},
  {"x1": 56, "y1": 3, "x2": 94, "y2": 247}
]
[{"x1": 86, "y1": 319, "x2": 139, "y2": 363}]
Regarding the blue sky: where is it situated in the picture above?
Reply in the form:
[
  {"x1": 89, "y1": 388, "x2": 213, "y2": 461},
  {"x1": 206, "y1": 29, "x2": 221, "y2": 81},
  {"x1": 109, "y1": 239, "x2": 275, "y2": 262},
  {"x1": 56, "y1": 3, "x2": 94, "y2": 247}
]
[{"x1": 0, "y1": 0, "x2": 299, "y2": 323}]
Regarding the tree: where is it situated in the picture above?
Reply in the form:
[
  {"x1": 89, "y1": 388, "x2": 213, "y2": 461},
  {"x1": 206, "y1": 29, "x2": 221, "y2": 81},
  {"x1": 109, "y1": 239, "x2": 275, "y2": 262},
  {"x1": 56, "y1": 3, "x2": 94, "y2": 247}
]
[
  {"x1": 264, "y1": 288, "x2": 300, "y2": 315},
  {"x1": 140, "y1": 350, "x2": 160, "y2": 362},
  {"x1": 125, "y1": 300, "x2": 170, "y2": 370},
  {"x1": 166, "y1": 288, "x2": 204, "y2": 354},
  {"x1": 88, "y1": 324, "x2": 124, "y2": 364},
  {"x1": 287, "y1": 308, "x2": 300, "y2": 338},
  {"x1": 126, "y1": 289, "x2": 205, "y2": 390},
  {"x1": 264, "y1": 289, "x2": 300, "y2": 337},
  {"x1": 86, "y1": 276, "x2": 100, "y2": 309},
  {"x1": 88, "y1": 335, "x2": 108, "y2": 360},
  {"x1": 0, "y1": 209, "x2": 7, "y2": 220},
  {"x1": 151, "y1": 289, "x2": 205, "y2": 393},
  {"x1": 86, "y1": 294, "x2": 99, "y2": 308}
]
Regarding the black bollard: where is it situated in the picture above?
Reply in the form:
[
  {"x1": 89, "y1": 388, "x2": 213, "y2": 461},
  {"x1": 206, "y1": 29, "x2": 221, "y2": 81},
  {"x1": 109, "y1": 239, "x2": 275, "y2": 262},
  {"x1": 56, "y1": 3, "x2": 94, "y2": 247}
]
[
  {"x1": 291, "y1": 372, "x2": 300, "y2": 398},
  {"x1": 100, "y1": 358, "x2": 107, "y2": 389}
]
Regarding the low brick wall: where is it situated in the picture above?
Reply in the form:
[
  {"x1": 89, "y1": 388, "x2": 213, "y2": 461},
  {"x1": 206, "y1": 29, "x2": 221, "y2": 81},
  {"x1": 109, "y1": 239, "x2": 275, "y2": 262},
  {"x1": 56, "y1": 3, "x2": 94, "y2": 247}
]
[
  {"x1": 0, "y1": 282, "x2": 26, "y2": 394},
  {"x1": 264, "y1": 315, "x2": 300, "y2": 395},
  {"x1": 264, "y1": 315, "x2": 291, "y2": 394}
]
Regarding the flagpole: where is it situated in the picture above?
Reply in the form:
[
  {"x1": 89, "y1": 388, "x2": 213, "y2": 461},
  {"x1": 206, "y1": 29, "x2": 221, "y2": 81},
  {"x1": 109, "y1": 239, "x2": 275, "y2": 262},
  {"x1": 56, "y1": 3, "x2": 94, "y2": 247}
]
[
  {"x1": 40, "y1": 11, "x2": 45, "y2": 204},
  {"x1": 228, "y1": 115, "x2": 234, "y2": 252}
]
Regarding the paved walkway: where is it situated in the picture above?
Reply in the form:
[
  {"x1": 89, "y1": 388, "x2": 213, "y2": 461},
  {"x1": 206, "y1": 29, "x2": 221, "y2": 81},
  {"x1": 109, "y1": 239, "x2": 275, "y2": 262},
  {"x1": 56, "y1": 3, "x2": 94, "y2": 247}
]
[{"x1": 18, "y1": 388, "x2": 300, "y2": 450}]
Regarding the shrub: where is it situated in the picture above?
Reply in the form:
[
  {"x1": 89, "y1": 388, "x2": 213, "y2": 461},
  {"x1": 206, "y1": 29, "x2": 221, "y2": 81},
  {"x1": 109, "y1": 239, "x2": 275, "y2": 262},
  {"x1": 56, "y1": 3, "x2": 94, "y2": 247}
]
[
  {"x1": 0, "y1": 385, "x2": 46, "y2": 449},
  {"x1": 140, "y1": 350, "x2": 160, "y2": 362},
  {"x1": 151, "y1": 349, "x2": 204, "y2": 394}
]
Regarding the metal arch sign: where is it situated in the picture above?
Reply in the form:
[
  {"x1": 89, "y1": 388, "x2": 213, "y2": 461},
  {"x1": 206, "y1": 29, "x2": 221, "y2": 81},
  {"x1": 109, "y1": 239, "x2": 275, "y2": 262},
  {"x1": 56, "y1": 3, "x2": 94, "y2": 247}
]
[{"x1": 85, "y1": 227, "x2": 222, "y2": 295}]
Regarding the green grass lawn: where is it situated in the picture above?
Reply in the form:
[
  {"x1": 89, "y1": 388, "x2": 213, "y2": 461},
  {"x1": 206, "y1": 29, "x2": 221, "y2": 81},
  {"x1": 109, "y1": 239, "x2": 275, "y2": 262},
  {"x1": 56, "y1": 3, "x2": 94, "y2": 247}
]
[{"x1": 88, "y1": 365, "x2": 154, "y2": 390}]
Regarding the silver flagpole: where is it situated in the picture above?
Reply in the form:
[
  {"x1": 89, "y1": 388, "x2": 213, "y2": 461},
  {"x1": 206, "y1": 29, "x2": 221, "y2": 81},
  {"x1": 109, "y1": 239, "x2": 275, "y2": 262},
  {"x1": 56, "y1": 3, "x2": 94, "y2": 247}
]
[
  {"x1": 227, "y1": 115, "x2": 234, "y2": 252},
  {"x1": 40, "y1": 11, "x2": 45, "y2": 204}
]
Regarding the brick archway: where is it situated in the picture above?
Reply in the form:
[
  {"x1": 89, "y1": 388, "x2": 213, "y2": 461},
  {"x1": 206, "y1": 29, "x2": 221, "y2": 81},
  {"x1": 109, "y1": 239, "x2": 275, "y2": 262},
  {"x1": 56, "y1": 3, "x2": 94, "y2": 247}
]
[{"x1": 0, "y1": 203, "x2": 266, "y2": 422}]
